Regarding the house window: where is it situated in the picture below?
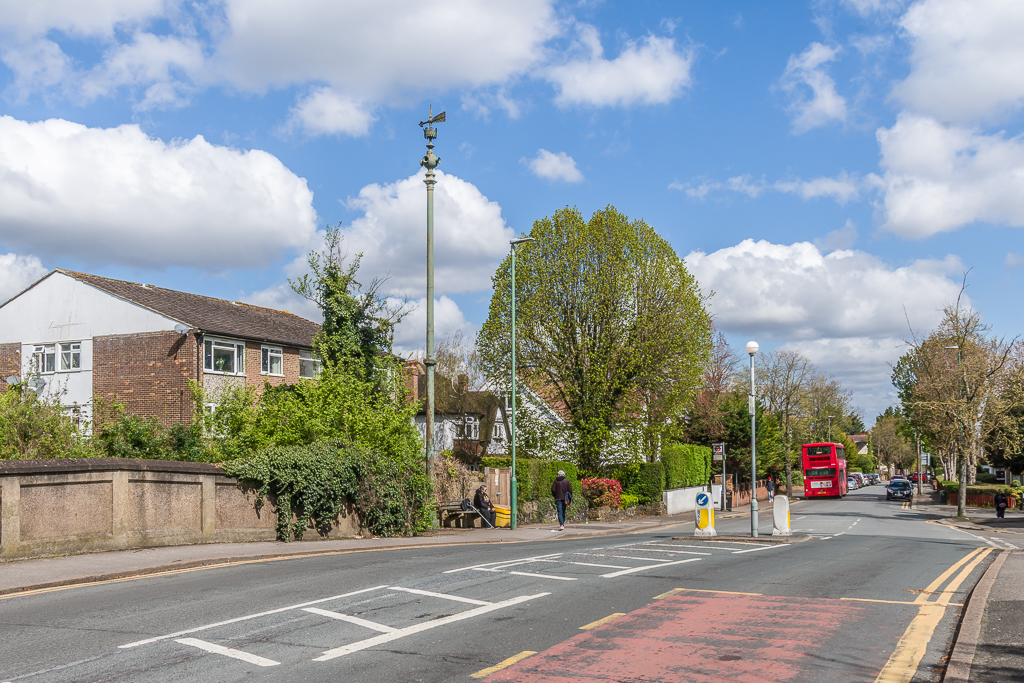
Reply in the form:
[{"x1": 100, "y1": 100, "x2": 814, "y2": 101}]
[
  {"x1": 456, "y1": 416, "x2": 480, "y2": 440},
  {"x1": 204, "y1": 339, "x2": 245, "y2": 374},
  {"x1": 59, "y1": 342, "x2": 81, "y2": 371},
  {"x1": 261, "y1": 346, "x2": 284, "y2": 376},
  {"x1": 299, "y1": 349, "x2": 321, "y2": 378},
  {"x1": 32, "y1": 344, "x2": 55, "y2": 374},
  {"x1": 493, "y1": 423, "x2": 505, "y2": 442}
]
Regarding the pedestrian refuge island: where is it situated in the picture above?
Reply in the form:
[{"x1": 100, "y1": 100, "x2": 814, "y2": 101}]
[
  {"x1": 694, "y1": 491, "x2": 716, "y2": 537},
  {"x1": 773, "y1": 495, "x2": 791, "y2": 536}
]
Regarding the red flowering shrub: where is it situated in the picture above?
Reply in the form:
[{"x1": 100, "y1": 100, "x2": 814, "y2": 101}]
[{"x1": 582, "y1": 478, "x2": 623, "y2": 508}]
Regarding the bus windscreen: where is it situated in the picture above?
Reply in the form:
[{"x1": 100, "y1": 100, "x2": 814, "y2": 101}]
[
  {"x1": 805, "y1": 467, "x2": 836, "y2": 477},
  {"x1": 805, "y1": 446, "x2": 832, "y2": 455}
]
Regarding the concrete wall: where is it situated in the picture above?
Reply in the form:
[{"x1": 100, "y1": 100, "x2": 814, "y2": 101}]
[
  {"x1": 662, "y1": 486, "x2": 710, "y2": 515},
  {"x1": 0, "y1": 458, "x2": 360, "y2": 561}
]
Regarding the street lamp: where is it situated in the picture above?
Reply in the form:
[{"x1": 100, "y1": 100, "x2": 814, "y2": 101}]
[
  {"x1": 509, "y1": 236, "x2": 535, "y2": 530},
  {"x1": 745, "y1": 340, "x2": 759, "y2": 537},
  {"x1": 944, "y1": 344, "x2": 965, "y2": 516},
  {"x1": 419, "y1": 106, "x2": 446, "y2": 482},
  {"x1": 827, "y1": 415, "x2": 835, "y2": 443}
]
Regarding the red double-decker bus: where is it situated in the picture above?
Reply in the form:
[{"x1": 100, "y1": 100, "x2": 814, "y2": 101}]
[{"x1": 802, "y1": 443, "x2": 848, "y2": 498}]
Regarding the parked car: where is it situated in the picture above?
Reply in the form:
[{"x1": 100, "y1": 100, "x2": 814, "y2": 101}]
[
  {"x1": 847, "y1": 476, "x2": 859, "y2": 490},
  {"x1": 887, "y1": 480, "x2": 913, "y2": 500}
]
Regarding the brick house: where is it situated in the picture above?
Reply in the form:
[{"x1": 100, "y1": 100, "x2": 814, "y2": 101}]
[{"x1": 0, "y1": 270, "x2": 320, "y2": 427}]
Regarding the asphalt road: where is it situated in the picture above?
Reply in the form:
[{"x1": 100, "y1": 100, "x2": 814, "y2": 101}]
[{"x1": 0, "y1": 486, "x2": 1002, "y2": 682}]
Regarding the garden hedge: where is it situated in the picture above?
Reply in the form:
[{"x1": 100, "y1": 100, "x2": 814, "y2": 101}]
[{"x1": 661, "y1": 443, "x2": 711, "y2": 490}]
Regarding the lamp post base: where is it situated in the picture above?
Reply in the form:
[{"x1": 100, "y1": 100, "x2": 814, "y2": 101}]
[{"x1": 510, "y1": 478, "x2": 518, "y2": 530}]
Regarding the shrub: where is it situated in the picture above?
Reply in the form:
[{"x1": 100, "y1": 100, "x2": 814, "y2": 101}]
[
  {"x1": 661, "y1": 443, "x2": 711, "y2": 490},
  {"x1": 582, "y1": 478, "x2": 622, "y2": 508},
  {"x1": 223, "y1": 441, "x2": 432, "y2": 540},
  {"x1": 0, "y1": 382, "x2": 95, "y2": 459},
  {"x1": 636, "y1": 462, "x2": 664, "y2": 503},
  {"x1": 620, "y1": 493, "x2": 642, "y2": 509}
]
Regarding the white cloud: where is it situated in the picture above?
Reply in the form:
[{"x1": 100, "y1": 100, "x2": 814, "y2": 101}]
[
  {"x1": 814, "y1": 219, "x2": 859, "y2": 251},
  {"x1": 0, "y1": 0, "x2": 167, "y2": 38},
  {"x1": 0, "y1": 252, "x2": 48, "y2": 304},
  {"x1": 876, "y1": 113, "x2": 1024, "y2": 237},
  {"x1": 1007, "y1": 253, "x2": 1024, "y2": 269},
  {"x1": 670, "y1": 175, "x2": 766, "y2": 199},
  {"x1": 214, "y1": 0, "x2": 558, "y2": 98},
  {"x1": 523, "y1": 149, "x2": 583, "y2": 183},
  {"x1": 778, "y1": 42, "x2": 848, "y2": 133},
  {"x1": 894, "y1": 0, "x2": 1024, "y2": 122},
  {"x1": 391, "y1": 296, "x2": 475, "y2": 356},
  {"x1": 685, "y1": 239, "x2": 964, "y2": 340},
  {"x1": 284, "y1": 88, "x2": 376, "y2": 137},
  {"x1": 774, "y1": 171, "x2": 866, "y2": 204},
  {"x1": 841, "y1": 0, "x2": 907, "y2": 16},
  {"x1": 0, "y1": 116, "x2": 317, "y2": 269},
  {"x1": 80, "y1": 33, "x2": 205, "y2": 109},
  {"x1": 546, "y1": 25, "x2": 694, "y2": 107},
  {"x1": 336, "y1": 170, "x2": 513, "y2": 297}
]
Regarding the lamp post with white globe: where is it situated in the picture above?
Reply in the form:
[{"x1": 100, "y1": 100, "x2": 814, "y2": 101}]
[{"x1": 746, "y1": 340, "x2": 759, "y2": 537}]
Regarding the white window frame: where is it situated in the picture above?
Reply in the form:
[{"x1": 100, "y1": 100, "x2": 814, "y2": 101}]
[
  {"x1": 59, "y1": 341, "x2": 81, "y2": 372},
  {"x1": 299, "y1": 349, "x2": 321, "y2": 379},
  {"x1": 261, "y1": 346, "x2": 284, "y2": 376},
  {"x1": 204, "y1": 338, "x2": 246, "y2": 375},
  {"x1": 32, "y1": 344, "x2": 56, "y2": 374}
]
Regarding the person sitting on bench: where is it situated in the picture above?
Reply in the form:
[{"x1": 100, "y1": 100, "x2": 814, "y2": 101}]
[{"x1": 473, "y1": 485, "x2": 496, "y2": 528}]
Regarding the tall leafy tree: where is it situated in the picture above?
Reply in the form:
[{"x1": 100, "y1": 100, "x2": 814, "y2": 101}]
[
  {"x1": 479, "y1": 205, "x2": 712, "y2": 473},
  {"x1": 757, "y1": 349, "x2": 813, "y2": 495}
]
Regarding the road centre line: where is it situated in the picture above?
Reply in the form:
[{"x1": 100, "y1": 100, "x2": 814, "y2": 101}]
[
  {"x1": 443, "y1": 553, "x2": 563, "y2": 574},
  {"x1": 533, "y1": 559, "x2": 629, "y2": 569},
  {"x1": 175, "y1": 638, "x2": 279, "y2": 667},
  {"x1": 302, "y1": 608, "x2": 397, "y2": 632},
  {"x1": 314, "y1": 593, "x2": 550, "y2": 661},
  {"x1": 601, "y1": 558, "x2": 701, "y2": 578},
  {"x1": 579, "y1": 613, "x2": 626, "y2": 630},
  {"x1": 470, "y1": 651, "x2": 537, "y2": 679},
  {"x1": 387, "y1": 586, "x2": 491, "y2": 606},
  {"x1": 120, "y1": 585, "x2": 387, "y2": 648},
  {"x1": 732, "y1": 545, "x2": 787, "y2": 554},
  {"x1": 509, "y1": 571, "x2": 577, "y2": 581}
]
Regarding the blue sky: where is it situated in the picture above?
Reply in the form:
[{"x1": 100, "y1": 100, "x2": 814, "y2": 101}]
[{"x1": 1, "y1": 0, "x2": 1022, "y2": 422}]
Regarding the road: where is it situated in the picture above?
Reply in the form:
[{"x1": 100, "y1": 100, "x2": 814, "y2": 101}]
[{"x1": 0, "y1": 486, "x2": 1007, "y2": 682}]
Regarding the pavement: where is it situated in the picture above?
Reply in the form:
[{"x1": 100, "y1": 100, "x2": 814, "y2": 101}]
[
  {"x1": 0, "y1": 487, "x2": 997, "y2": 683},
  {"x1": 0, "y1": 499, "x2": 786, "y2": 597}
]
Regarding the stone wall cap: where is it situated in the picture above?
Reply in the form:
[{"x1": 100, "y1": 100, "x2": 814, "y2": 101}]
[{"x1": 0, "y1": 458, "x2": 227, "y2": 477}]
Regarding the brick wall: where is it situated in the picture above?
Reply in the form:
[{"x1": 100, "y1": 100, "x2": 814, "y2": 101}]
[
  {"x1": 0, "y1": 343, "x2": 20, "y2": 393},
  {"x1": 93, "y1": 331, "x2": 198, "y2": 426}
]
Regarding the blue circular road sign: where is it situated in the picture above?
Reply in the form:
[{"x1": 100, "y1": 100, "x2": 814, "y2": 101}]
[{"x1": 696, "y1": 493, "x2": 709, "y2": 507}]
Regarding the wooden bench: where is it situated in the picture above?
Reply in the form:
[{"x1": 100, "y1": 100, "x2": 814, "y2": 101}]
[{"x1": 440, "y1": 501, "x2": 484, "y2": 528}]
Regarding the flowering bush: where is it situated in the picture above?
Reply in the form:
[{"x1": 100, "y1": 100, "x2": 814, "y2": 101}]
[{"x1": 582, "y1": 478, "x2": 623, "y2": 508}]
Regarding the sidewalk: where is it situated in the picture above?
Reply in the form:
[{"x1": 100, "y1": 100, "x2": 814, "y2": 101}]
[
  {"x1": 944, "y1": 549, "x2": 1024, "y2": 682},
  {"x1": 0, "y1": 511, "x2": 702, "y2": 596},
  {"x1": 915, "y1": 487, "x2": 1024, "y2": 535}
]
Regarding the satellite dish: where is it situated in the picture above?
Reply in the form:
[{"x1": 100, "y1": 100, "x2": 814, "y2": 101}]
[
  {"x1": 29, "y1": 376, "x2": 46, "y2": 393},
  {"x1": 5, "y1": 375, "x2": 19, "y2": 386},
  {"x1": 173, "y1": 323, "x2": 190, "y2": 335}
]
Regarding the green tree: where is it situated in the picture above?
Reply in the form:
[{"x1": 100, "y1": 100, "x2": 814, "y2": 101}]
[
  {"x1": 290, "y1": 224, "x2": 406, "y2": 384},
  {"x1": 479, "y1": 205, "x2": 712, "y2": 473}
]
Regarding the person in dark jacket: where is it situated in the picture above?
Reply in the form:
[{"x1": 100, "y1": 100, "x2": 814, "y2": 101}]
[
  {"x1": 474, "y1": 485, "x2": 496, "y2": 527},
  {"x1": 767, "y1": 477, "x2": 775, "y2": 502},
  {"x1": 994, "y1": 490, "x2": 1009, "y2": 519},
  {"x1": 551, "y1": 470, "x2": 572, "y2": 531}
]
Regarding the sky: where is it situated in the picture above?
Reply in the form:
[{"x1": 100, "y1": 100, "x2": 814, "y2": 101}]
[{"x1": 0, "y1": 0, "x2": 1022, "y2": 423}]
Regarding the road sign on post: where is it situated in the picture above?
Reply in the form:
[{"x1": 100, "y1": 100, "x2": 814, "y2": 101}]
[
  {"x1": 713, "y1": 442, "x2": 726, "y2": 511},
  {"x1": 694, "y1": 491, "x2": 716, "y2": 537}
]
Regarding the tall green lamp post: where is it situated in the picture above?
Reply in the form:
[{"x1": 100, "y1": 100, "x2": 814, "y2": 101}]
[
  {"x1": 419, "y1": 106, "x2": 445, "y2": 480},
  {"x1": 746, "y1": 340, "x2": 759, "y2": 537},
  {"x1": 509, "y1": 236, "x2": 535, "y2": 530}
]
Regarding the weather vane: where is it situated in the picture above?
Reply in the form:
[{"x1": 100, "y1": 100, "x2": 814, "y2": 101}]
[{"x1": 419, "y1": 104, "x2": 446, "y2": 170}]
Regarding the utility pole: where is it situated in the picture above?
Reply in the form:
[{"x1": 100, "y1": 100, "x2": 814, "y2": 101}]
[
  {"x1": 746, "y1": 341, "x2": 759, "y2": 537},
  {"x1": 419, "y1": 106, "x2": 446, "y2": 480},
  {"x1": 509, "y1": 236, "x2": 535, "y2": 530}
]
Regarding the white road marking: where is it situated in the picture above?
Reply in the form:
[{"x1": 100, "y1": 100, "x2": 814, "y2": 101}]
[
  {"x1": 175, "y1": 638, "x2": 279, "y2": 667},
  {"x1": 387, "y1": 586, "x2": 491, "y2": 606},
  {"x1": 641, "y1": 543, "x2": 745, "y2": 551},
  {"x1": 443, "y1": 554, "x2": 563, "y2": 574},
  {"x1": 314, "y1": 593, "x2": 550, "y2": 661},
  {"x1": 732, "y1": 544, "x2": 787, "y2": 554},
  {"x1": 534, "y1": 559, "x2": 629, "y2": 569},
  {"x1": 626, "y1": 547, "x2": 712, "y2": 556},
  {"x1": 509, "y1": 571, "x2": 577, "y2": 581},
  {"x1": 120, "y1": 585, "x2": 387, "y2": 649},
  {"x1": 601, "y1": 558, "x2": 702, "y2": 578},
  {"x1": 595, "y1": 554, "x2": 677, "y2": 562},
  {"x1": 302, "y1": 608, "x2": 397, "y2": 633}
]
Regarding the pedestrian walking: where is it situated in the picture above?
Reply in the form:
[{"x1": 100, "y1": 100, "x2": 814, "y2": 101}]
[
  {"x1": 767, "y1": 477, "x2": 775, "y2": 503},
  {"x1": 994, "y1": 490, "x2": 1009, "y2": 519},
  {"x1": 551, "y1": 470, "x2": 573, "y2": 531}
]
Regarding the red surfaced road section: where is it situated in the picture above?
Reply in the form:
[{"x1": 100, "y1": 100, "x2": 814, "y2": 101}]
[{"x1": 487, "y1": 592, "x2": 867, "y2": 683}]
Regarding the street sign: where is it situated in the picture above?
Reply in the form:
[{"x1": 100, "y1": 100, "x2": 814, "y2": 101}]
[
  {"x1": 694, "y1": 491, "x2": 716, "y2": 537},
  {"x1": 712, "y1": 442, "x2": 725, "y2": 462},
  {"x1": 920, "y1": 453, "x2": 931, "y2": 466}
]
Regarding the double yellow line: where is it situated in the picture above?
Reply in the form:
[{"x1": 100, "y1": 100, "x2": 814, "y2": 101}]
[{"x1": 874, "y1": 547, "x2": 994, "y2": 682}]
